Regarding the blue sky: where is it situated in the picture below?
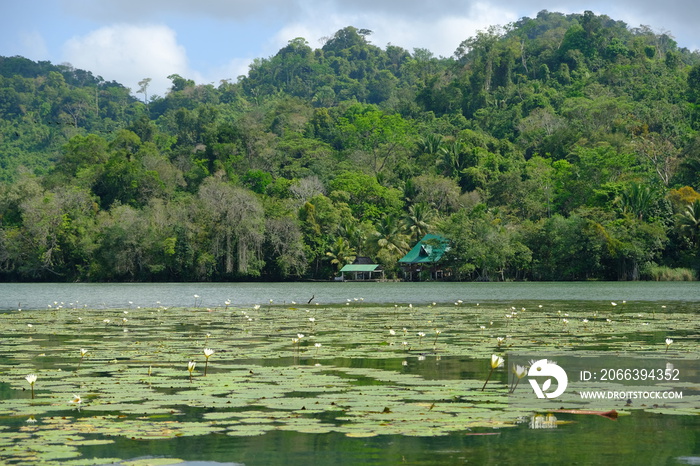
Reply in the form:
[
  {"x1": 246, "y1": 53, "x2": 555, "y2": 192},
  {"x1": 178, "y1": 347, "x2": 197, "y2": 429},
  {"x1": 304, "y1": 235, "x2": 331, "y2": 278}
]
[{"x1": 1, "y1": 1, "x2": 697, "y2": 98}]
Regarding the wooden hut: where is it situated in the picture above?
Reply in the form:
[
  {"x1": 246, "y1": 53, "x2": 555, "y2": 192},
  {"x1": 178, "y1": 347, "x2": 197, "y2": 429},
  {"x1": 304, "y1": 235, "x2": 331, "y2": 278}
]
[{"x1": 398, "y1": 234, "x2": 450, "y2": 281}]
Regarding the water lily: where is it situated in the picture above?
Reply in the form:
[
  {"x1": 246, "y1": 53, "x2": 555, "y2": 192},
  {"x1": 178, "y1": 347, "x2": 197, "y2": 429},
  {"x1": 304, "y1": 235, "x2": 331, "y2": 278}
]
[
  {"x1": 433, "y1": 329, "x2": 441, "y2": 346},
  {"x1": 187, "y1": 360, "x2": 196, "y2": 382},
  {"x1": 25, "y1": 374, "x2": 37, "y2": 399},
  {"x1": 203, "y1": 348, "x2": 215, "y2": 376},
  {"x1": 77, "y1": 348, "x2": 88, "y2": 371},
  {"x1": 510, "y1": 364, "x2": 528, "y2": 393},
  {"x1": 417, "y1": 332, "x2": 425, "y2": 344},
  {"x1": 665, "y1": 338, "x2": 673, "y2": 353},
  {"x1": 481, "y1": 354, "x2": 504, "y2": 391},
  {"x1": 497, "y1": 336, "x2": 505, "y2": 347},
  {"x1": 70, "y1": 394, "x2": 82, "y2": 411}
]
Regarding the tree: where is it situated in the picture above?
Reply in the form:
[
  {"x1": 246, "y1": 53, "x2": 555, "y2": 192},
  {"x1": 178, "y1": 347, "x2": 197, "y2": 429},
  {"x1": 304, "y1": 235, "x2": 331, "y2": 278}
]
[
  {"x1": 679, "y1": 200, "x2": 700, "y2": 247},
  {"x1": 368, "y1": 214, "x2": 410, "y2": 268},
  {"x1": 264, "y1": 215, "x2": 307, "y2": 278},
  {"x1": 617, "y1": 182, "x2": 656, "y2": 220},
  {"x1": 325, "y1": 237, "x2": 356, "y2": 272},
  {"x1": 632, "y1": 132, "x2": 679, "y2": 187},
  {"x1": 137, "y1": 78, "x2": 152, "y2": 104},
  {"x1": 197, "y1": 178, "x2": 265, "y2": 277},
  {"x1": 403, "y1": 202, "x2": 436, "y2": 243}
]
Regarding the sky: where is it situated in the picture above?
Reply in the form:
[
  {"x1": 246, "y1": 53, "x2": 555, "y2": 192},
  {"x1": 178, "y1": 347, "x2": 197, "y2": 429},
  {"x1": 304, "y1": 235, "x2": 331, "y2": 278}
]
[{"x1": 1, "y1": 1, "x2": 698, "y2": 98}]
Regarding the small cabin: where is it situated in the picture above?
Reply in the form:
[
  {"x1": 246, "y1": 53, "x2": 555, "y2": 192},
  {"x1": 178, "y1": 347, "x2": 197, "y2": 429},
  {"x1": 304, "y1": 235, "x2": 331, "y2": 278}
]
[
  {"x1": 398, "y1": 234, "x2": 450, "y2": 281},
  {"x1": 338, "y1": 257, "x2": 384, "y2": 281}
]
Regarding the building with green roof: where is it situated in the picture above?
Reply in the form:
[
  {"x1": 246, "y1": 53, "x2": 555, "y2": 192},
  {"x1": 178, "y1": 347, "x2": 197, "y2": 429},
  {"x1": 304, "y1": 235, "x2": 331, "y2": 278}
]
[
  {"x1": 398, "y1": 234, "x2": 450, "y2": 281},
  {"x1": 338, "y1": 260, "x2": 384, "y2": 281}
]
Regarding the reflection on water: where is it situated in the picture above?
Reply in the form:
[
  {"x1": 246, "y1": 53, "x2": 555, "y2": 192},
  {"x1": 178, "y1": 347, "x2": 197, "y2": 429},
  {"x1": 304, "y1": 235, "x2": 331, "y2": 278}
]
[
  {"x1": 76, "y1": 410, "x2": 699, "y2": 466},
  {"x1": 529, "y1": 413, "x2": 558, "y2": 429}
]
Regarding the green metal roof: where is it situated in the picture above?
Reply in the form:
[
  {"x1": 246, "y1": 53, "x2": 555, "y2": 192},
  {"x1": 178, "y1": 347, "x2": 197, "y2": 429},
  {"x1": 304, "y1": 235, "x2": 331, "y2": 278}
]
[
  {"x1": 398, "y1": 234, "x2": 449, "y2": 264},
  {"x1": 340, "y1": 264, "x2": 381, "y2": 272}
]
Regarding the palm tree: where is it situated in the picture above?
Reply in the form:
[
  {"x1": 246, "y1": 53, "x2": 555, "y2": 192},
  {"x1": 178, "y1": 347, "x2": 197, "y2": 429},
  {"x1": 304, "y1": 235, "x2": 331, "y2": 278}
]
[
  {"x1": 417, "y1": 133, "x2": 443, "y2": 156},
  {"x1": 437, "y1": 140, "x2": 467, "y2": 178},
  {"x1": 338, "y1": 221, "x2": 367, "y2": 256},
  {"x1": 618, "y1": 182, "x2": 655, "y2": 220},
  {"x1": 679, "y1": 200, "x2": 700, "y2": 246},
  {"x1": 325, "y1": 237, "x2": 357, "y2": 272},
  {"x1": 369, "y1": 215, "x2": 410, "y2": 264},
  {"x1": 403, "y1": 202, "x2": 435, "y2": 243}
]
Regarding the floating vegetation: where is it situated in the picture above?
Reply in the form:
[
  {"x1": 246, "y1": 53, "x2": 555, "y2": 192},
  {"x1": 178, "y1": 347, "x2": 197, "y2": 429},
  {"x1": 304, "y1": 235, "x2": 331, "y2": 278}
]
[{"x1": 0, "y1": 299, "x2": 698, "y2": 464}]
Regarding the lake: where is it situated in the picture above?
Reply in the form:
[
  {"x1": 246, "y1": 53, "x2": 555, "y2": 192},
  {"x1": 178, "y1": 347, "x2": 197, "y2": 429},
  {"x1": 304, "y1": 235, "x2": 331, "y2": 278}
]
[
  {"x1": 2, "y1": 280, "x2": 699, "y2": 310},
  {"x1": 0, "y1": 282, "x2": 698, "y2": 465}
]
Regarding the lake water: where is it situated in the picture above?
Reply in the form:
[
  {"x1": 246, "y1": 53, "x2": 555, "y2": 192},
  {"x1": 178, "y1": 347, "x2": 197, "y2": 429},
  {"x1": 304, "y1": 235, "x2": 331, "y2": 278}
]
[
  {"x1": 1, "y1": 282, "x2": 698, "y2": 465},
  {"x1": 2, "y1": 280, "x2": 699, "y2": 310}
]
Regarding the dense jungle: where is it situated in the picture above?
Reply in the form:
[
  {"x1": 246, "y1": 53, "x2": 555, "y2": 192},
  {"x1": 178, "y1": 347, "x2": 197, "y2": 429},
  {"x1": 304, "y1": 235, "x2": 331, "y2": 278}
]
[{"x1": 1, "y1": 10, "x2": 700, "y2": 282}]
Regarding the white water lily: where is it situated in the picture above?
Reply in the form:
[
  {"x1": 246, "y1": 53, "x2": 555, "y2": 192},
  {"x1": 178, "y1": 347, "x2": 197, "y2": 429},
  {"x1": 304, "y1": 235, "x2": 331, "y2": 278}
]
[
  {"x1": 510, "y1": 364, "x2": 528, "y2": 393},
  {"x1": 187, "y1": 360, "x2": 196, "y2": 382},
  {"x1": 490, "y1": 354, "x2": 504, "y2": 369},
  {"x1": 77, "y1": 348, "x2": 89, "y2": 371},
  {"x1": 70, "y1": 394, "x2": 82, "y2": 411},
  {"x1": 513, "y1": 364, "x2": 527, "y2": 378},
  {"x1": 482, "y1": 355, "x2": 504, "y2": 391},
  {"x1": 665, "y1": 338, "x2": 673, "y2": 353},
  {"x1": 25, "y1": 374, "x2": 37, "y2": 399},
  {"x1": 433, "y1": 329, "x2": 442, "y2": 346},
  {"x1": 203, "y1": 348, "x2": 215, "y2": 376}
]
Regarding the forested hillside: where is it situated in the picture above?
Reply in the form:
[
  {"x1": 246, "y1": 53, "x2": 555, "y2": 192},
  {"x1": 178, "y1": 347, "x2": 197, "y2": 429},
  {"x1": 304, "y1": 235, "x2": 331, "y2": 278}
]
[{"x1": 1, "y1": 10, "x2": 699, "y2": 282}]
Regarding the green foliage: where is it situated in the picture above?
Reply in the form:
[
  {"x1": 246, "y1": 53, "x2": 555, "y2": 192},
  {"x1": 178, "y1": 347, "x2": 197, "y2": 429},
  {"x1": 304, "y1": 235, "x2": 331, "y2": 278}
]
[{"x1": 1, "y1": 11, "x2": 699, "y2": 281}]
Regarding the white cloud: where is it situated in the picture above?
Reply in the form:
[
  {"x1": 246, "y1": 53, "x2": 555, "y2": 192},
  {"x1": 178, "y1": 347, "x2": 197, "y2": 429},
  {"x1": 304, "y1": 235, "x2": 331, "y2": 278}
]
[
  {"x1": 62, "y1": 24, "x2": 192, "y2": 97},
  {"x1": 270, "y1": 1, "x2": 519, "y2": 60}
]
